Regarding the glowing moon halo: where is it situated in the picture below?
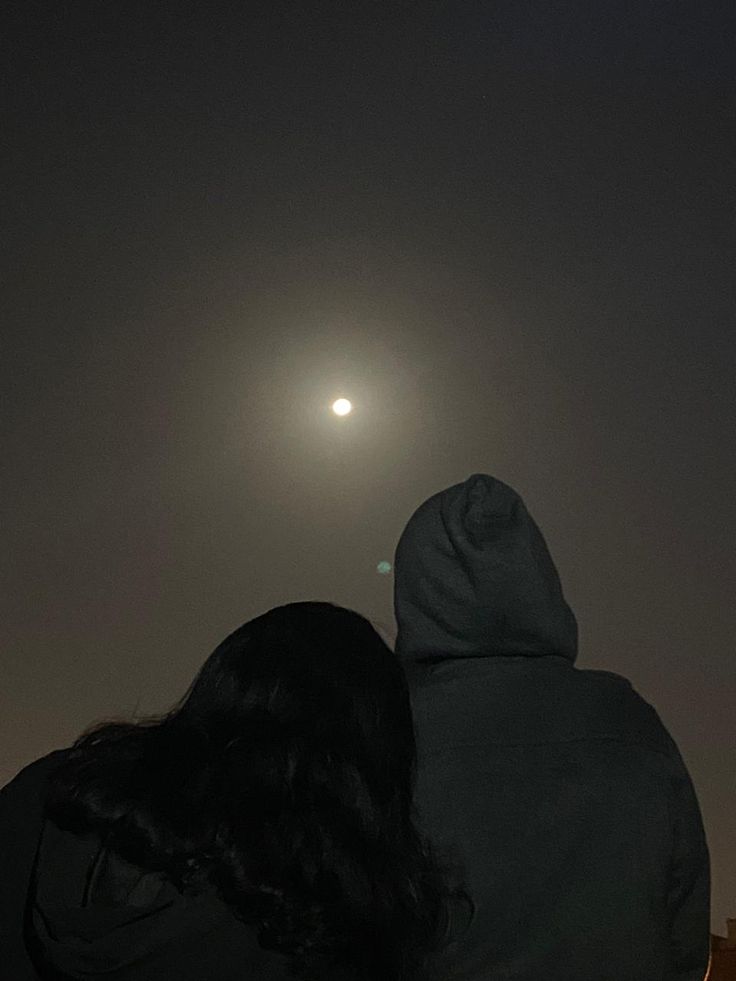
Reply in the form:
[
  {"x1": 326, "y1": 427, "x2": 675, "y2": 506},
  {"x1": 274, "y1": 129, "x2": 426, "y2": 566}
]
[{"x1": 331, "y1": 398, "x2": 352, "y2": 416}]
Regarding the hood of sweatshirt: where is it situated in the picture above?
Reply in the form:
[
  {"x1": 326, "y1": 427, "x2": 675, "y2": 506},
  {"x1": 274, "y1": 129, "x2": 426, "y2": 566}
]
[
  {"x1": 393, "y1": 474, "x2": 578, "y2": 662},
  {"x1": 26, "y1": 818, "x2": 291, "y2": 981}
]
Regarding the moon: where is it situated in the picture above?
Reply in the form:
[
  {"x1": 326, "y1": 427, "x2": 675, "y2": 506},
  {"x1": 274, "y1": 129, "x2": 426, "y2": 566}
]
[{"x1": 331, "y1": 398, "x2": 352, "y2": 416}]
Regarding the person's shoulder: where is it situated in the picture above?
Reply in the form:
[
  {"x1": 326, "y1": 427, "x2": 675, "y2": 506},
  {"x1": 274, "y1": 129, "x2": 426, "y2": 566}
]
[
  {"x1": 572, "y1": 667, "x2": 680, "y2": 757},
  {"x1": 574, "y1": 665, "x2": 635, "y2": 691},
  {"x1": 573, "y1": 665, "x2": 653, "y2": 710},
  {"x1": 0, "y1": 749, "x2": 73, "y2": 871},
  {"x1": 1, "y1": 748, "x2": 71, "y2": 799}
]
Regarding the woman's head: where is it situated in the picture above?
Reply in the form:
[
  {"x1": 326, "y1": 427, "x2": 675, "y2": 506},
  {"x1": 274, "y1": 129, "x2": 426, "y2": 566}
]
[
  {"x1": 177, "y1": 602, "x2": 416, "y2": 813},
  {"x1": 47, "y1": 602, "x2": 449, "y2": 980}
]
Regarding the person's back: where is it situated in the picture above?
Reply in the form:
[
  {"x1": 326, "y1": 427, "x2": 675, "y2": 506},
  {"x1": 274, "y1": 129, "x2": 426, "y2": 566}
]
[
  {"x1": 394, "y1": 474, "x2": 710, "y2": 981},
  {"x1": 1, "y1": 602, "x2": 456, "y2": 981}
]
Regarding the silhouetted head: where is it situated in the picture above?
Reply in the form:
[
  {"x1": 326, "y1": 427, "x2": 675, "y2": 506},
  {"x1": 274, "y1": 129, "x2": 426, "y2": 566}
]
[
  {"x1": 176, "y1": 601, "x2": 416, "y2": 814},
  {"x1": 394, "y1": 474, "x2": 578, "y2": 662},
  {"x1": 46, "y1": 601, "x2": 448, "y2": 981}
]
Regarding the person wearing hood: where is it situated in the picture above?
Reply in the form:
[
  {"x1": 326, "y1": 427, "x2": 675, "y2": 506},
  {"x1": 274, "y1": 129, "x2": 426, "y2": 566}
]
[
  {"x1": 394, "y1": 474, "x2": 710, "y2": 981},
  {"x1": 1, "y1": 601, "x2": 467, "y2": 981}
]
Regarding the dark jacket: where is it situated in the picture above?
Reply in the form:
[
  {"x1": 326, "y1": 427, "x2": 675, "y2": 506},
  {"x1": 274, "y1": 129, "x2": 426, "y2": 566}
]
[
  {"x1": 0, "y1": 751, "x2": 349, "y2": 981},
  {"x1": 394, "y1": 474, "x2": 710, "y2": 981},
  {"x1": 0, "y1": 752, "x2": 469, "y2": 981}
]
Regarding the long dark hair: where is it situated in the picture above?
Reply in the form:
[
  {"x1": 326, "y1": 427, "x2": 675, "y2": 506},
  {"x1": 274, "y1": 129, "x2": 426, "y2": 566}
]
[{"x1": 45, "y1": 602, "x2": 450, "y2": 980}]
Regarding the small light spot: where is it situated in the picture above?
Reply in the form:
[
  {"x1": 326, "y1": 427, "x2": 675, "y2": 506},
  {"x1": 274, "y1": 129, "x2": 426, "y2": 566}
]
[{"x1": 331, "y1": 398, "x2": 352, "y2": 416}]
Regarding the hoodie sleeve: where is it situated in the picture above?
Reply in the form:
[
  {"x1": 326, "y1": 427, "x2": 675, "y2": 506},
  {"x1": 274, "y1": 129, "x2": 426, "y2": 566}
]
[
  {"x1": 0, "y1": 752, "x2": 66, "y2": 981},
  {"x1": 665, "y1": 757, "x2": 710, "y2": 981}
]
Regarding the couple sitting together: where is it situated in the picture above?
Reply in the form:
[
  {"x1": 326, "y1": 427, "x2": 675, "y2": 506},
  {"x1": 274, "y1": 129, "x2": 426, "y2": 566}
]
[{"x1": 1, "y1": 474, "x2": 710, "y2": 981}]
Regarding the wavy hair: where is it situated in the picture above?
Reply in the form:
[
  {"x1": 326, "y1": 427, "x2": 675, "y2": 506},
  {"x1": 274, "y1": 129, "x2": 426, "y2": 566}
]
[{"x1": 45, "y1": 602, "x2": 451, "y2": 980}]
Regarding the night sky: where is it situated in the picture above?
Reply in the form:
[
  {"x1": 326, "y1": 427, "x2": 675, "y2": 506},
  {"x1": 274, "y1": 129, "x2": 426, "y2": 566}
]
[{"x1": 3, "y1": 1, "x2": 734, "y2": 931}]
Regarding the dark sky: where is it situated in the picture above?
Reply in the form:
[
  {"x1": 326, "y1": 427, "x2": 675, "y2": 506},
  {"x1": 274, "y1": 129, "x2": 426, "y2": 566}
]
[{"x1": 2, "y1": 0, "x2": 734, "y2": 931}]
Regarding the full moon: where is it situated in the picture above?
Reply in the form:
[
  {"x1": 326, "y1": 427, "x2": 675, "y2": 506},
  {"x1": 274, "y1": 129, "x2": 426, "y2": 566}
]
[{"x1": 331, "y1": 398, "x2": 352, "y2": 416}]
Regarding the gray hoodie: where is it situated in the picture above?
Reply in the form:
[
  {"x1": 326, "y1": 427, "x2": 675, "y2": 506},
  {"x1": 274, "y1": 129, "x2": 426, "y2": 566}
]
[{"x1": 394, "y1": 474, "x2": 710, "y2": 981}]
